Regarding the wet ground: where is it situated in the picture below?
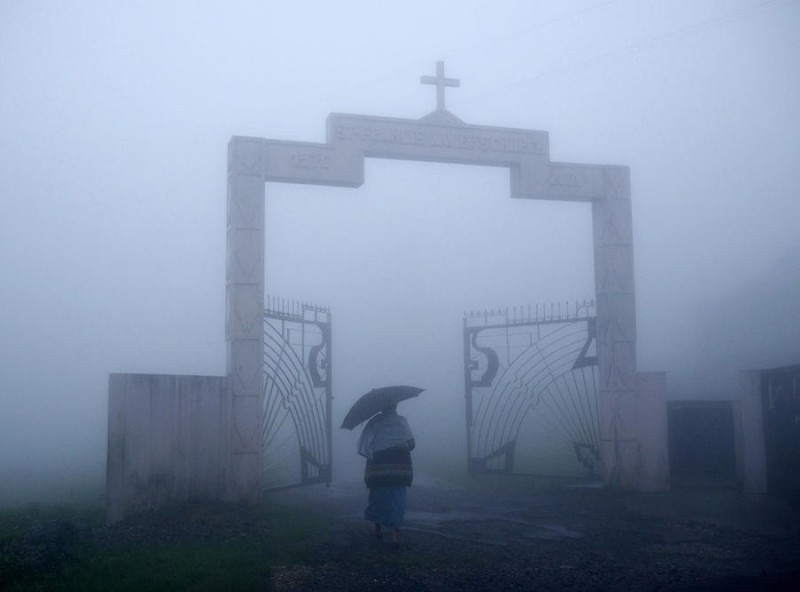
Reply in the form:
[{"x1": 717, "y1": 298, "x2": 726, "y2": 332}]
[{"x1": 267, "y1": 477, "x2": 800, "y2": 591}]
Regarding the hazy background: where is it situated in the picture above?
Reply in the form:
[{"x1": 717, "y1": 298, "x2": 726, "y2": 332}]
[{"x1": 1, "y1": 0, "x2": 798, "y2": 503}]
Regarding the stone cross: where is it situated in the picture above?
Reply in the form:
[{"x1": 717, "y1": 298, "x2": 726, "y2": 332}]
[{"x1": 421, "y1": 61, "x2": 460, "y2": 111}]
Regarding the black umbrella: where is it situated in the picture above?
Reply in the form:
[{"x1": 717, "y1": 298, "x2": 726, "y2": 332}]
[{"x1": 340, "y1": 385, "x2": 425, "y2": 430}]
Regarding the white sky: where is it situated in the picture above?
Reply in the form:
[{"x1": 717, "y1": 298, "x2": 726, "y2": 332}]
[{"x1": 1, "y1": 0, "x2": 798, "y2": 488}]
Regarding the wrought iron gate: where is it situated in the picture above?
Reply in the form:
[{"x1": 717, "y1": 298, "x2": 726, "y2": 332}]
[
  {"x1": 262, "y1": 297, "x2": 332, "y2": 490},
  {"x1": 464, "y1": 301, "x2": 600, "y2": 478}
]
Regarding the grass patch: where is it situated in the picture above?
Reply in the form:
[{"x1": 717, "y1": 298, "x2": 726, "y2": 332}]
[
  {"x1": 1, "y1": 501, "x2": 330, "y2": 592},
  {"x1": 6, "y1": 541, "x2": 269, "y2": 592}
]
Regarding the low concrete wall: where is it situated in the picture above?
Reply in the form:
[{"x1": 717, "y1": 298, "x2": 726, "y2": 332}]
[
  {"x1": 107, "y1": 373, "x2": 229, "y2": 523},
  {"x1": 739, "y1": 370, "x2": 767, "y2": 494}
]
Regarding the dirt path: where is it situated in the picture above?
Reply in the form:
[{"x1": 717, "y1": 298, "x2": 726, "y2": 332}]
[{"x1": 267, "y1": 479, "x2": 800, "y2": 591}]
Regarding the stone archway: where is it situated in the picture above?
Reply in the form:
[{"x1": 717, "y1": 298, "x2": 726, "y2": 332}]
[{"x1": 226, "y1": 63, "x2": 666, "y2": 499}]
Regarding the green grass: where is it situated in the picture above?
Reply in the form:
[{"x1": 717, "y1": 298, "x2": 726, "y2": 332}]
[
  {"x1": 1, "y1": 502, "x2": 329, "y2": 592},
  {"x1": 6, "y1": 541, "x2": 269, "y2": 592}
]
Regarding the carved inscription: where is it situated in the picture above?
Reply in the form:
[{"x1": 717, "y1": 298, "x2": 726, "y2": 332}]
[
  {"x1": 549, "y1": 168, "x2": 587, "y2": 190},
  {"x1": 291, "y1": 152, "x2": 332, "y2": 170},
  {"x1": 332, "y1": 120, "x2": 546, "y2": 156},
  {"x1": 518, "y1": 163, "x2": 604, "y2": 201}
]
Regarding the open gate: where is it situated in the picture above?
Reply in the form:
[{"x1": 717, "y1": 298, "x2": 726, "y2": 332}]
[
  {"x1": 262, "y1": 297, "x2": 332, "y2": 491},
  {"x1": 464, "y1": 301, "x2": 600, "y2": 479}
]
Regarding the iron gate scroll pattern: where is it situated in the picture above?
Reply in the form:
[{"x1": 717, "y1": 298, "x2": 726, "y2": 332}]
[
  {"x1": 464, "y1": 301, "x2": 601, "y2": 478},
  {"x1": 262, "y1": 298, "x2": 332, "y2": 490}
]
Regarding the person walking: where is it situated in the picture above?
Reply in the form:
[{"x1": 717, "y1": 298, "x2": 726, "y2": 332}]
[{"x1": 357, "y1": 404, "x2": 415, "y2": 549}]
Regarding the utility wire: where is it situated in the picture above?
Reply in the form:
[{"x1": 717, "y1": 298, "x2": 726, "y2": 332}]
[
  {"x1": 442, "y1": 0, "x2": 621, "y2": 61},
  {"x1": 254, "y1": 0, "x2": 791, "y2": 136},
  {"x1": 255, "y1": 2, "x2": 625, "y2": 122},
  {"x1": 465, "y1": 0, "x2": 790, "y2": 99}
]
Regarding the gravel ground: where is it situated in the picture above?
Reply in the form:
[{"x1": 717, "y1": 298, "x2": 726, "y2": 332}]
[
  {"x1": 15, "y1": 480, "x2": 796, "y2": 591},
  {"x1": 265, "y1": 480, "x2": 800, "y2": 592}
]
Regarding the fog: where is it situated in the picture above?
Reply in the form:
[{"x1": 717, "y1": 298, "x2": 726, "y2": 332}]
[{"x1": 1, "y1": 0, "x2": 798, "y2": 503}]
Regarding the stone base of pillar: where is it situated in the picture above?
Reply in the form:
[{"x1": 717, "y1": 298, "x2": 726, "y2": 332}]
[
  {"x1": 227, "y1": 450, "x2": 262, "y2": 503},
  {"x1": 600, "y1": 372, "x2": 669, "y2": 492}
]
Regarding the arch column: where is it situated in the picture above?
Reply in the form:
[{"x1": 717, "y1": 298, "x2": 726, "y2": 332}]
[
  {"x1": 226, "y1": 137, "x2": 266, "y2": 500},
  {"x1": 592, "y1": 166, "x2": 639, "y2": 487}
]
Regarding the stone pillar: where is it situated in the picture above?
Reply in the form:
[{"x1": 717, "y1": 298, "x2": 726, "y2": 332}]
[
  {"x1": 226, "y1": 137, "x2": 265, "y2": 500},
  {"x1": 593, "y1": 166, "x2": 639, "y2": 488}
]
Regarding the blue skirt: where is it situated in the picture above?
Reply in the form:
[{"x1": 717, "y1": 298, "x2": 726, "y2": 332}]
[{"x1": 364, "y1": 486, "x2": 407, "y2": 529}]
